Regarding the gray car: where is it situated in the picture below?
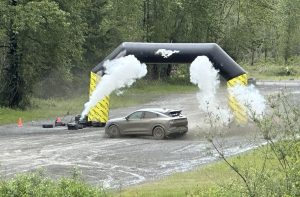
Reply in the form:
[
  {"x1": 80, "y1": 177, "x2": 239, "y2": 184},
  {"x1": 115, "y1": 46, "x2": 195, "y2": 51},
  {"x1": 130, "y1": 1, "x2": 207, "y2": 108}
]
[{"x1": 105, "y1": 108, "x2": 188, "y2": 139}]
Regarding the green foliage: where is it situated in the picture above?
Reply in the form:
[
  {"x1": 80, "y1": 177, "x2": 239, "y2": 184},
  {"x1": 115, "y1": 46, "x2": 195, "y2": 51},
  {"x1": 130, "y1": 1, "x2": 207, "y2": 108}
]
[
  {"x1": 205, "y1": 91, "x2": 300, "y2": 196},
  {"x1": 279, "y1": 0, "x2": 300, "y2": 63},
  {"x1": 0, "y1": 0, "x2": 300, "y2": 107},
  {"x1": 0, "y1": 171, "x2": 108, "y2": 197},
  {"x1": 16, "y1": 0, "x2": 86, "y2": 95},
  {"x1": 0, "y1": 0, "x2": 87, "y2": 107},
  {"x1": 81, "y1": 0, "x2": 109, "y2": 66},
  {"x1": 243, "y1": 60, "x2": 300, "y2": 79}
]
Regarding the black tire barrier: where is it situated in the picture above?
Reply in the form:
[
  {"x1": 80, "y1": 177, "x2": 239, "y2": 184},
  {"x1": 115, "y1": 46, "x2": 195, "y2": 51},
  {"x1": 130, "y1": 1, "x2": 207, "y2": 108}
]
[
  {"x1": 75, "y1": 115, "x2": 81, "y2": 123},
  {"x1": 67, "y1": 123, "x2": 78, "y2": 130},
  {"x1": 78, "y1": 120, "x2": 88, "y2": 127},
  {"x1": 42, "y1": 124, "x2": 54, "y2": 128},
  {"x1": 55, "y1": 122, "x2": 66, "y2": 127},
  {"x1": 91, "y1": 121, "x2": 101, "y2": 127},
  {"x1": 91, "y1": 121, "x2": 106, "y2": 127},
  {"x1": 86, "y1": 121, "x2": 93, "y2": 127}
]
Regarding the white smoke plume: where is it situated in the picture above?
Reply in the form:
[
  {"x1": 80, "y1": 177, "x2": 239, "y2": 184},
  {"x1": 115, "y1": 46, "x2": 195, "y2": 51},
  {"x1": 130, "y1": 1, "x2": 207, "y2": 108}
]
[
  {"x1": 229, "y1": 85, "x2": 266, "y2": 119},
  {"x1": 81, "y1": 55, "x2": 147, "y2": 118},
  {"x1": 190, "y1": 56, "x2": 232, "y2": 124}
]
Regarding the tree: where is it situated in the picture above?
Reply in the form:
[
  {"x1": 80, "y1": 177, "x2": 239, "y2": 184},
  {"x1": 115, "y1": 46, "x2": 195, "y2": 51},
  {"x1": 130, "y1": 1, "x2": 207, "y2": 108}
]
[
  {"x1": 0, "y1": 0, "x2": 25, "y2": 107},
  {"x1": 0, "y1": 0, "x2": 86, "y2": 106},
  {"x1": 221, "y1": 0, "x2": 277, "y2": 64},
  {"x1": 0, "y1": 0, "x2": 299, "y2": 108},
  {"x1": 280, "y1": 0, "x2": 300, "y2": 63},
  {"x1": 80, "y1": 0, "x2": 108, "y2": 67}
]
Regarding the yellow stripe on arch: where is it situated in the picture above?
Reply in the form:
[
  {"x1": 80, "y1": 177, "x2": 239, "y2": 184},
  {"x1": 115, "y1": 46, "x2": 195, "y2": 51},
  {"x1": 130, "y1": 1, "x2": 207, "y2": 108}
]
[
  {"x1": 227, "y1": 74, "x2": 248, "y2": 124},
  {"x1": 88, "y1": 72, "x2": 110, "y2": 123}
]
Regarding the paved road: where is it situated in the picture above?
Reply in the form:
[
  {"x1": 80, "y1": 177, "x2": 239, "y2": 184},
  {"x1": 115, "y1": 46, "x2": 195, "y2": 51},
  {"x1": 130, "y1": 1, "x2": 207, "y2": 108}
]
[{"x1": 0, "y1": 80, "x2": 299, "y2": 188}]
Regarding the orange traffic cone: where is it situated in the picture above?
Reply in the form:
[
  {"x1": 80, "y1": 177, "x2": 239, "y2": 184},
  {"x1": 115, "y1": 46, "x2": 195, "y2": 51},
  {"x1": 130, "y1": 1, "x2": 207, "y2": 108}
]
[{"x1": 18, "y1": 118, "x2": 23, "y2": 128}]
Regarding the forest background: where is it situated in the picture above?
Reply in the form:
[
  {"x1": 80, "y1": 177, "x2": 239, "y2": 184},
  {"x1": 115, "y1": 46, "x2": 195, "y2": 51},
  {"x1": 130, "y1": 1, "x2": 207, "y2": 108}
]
[{"x1": 0, "y1": 0, "x2": 299, "y2": 108}]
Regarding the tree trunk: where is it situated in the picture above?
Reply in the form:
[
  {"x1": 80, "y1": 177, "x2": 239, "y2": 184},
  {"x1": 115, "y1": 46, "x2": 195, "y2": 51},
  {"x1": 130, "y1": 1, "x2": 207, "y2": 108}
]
[
  {"x1": 264, "y1": 41, "x2": 268, "y2": 62},
  {"x1": 143, "y1": 0, "x2": 151, "y2": 42},
  {"x1": 284, "y1": 24, "x2": 292, "y2": 64},
  {"x1": 0, "y1": 0, "x2": 25, "y2": 108},
  {"x1": 151, "y1": 64, "x2": 159, "y2": 80},
  {"x1": 234, "y1": 0, "x2": 241, "y2": 59},
  {"x1": 166, "y1": 64, "x2": 172, "y2": 77},
  {"x1": 251, "y1": 43, "x2": 255, "y2": 66}
]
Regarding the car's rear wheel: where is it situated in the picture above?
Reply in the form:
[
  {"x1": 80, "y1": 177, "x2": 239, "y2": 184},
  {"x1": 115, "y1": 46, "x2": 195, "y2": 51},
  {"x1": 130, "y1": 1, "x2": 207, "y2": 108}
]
[
  {"x1": 153, "y1": 126, "x2": 165, "y2": 140},
  {"x1": 107, "y1": 125, "x2": 121, "y2": 138}
]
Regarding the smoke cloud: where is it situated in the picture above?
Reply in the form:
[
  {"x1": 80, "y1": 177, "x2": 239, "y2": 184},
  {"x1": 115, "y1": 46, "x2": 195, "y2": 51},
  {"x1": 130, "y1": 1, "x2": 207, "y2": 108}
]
[
  {"x1": 81, "y1": 55, "x2": 147, "y2": 118},
  {"x1": 190, "y1": 56, "x2": 233, "y2": 124},
  {"x1": 229, "y1": 85, "x2": 266, "y2": 118}
]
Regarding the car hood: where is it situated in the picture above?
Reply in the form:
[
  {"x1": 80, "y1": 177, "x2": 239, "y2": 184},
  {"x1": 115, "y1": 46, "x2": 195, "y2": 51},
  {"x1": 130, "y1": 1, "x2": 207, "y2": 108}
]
[{"x1": 107, "y1": 117, "x2": 126, "y2": 123}]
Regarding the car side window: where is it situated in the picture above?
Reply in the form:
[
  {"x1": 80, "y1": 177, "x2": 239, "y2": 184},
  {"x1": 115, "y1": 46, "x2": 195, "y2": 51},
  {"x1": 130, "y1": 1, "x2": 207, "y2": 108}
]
[
  {"x1": 128, "y1": 111, "x2": 143, "y2": 120},
  {"x1": 144, "y1": 112, "x2": 158, "y2": 119}
]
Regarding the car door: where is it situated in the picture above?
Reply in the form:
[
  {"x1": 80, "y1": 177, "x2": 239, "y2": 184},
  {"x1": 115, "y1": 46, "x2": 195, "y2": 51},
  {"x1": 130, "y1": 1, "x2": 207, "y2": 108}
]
[
  {"x1": 142, "y1": 111, "x2": 160, "y2": 134},
  {"x1": 122, "y1": 111, "x2": 145, "y2": 134}
]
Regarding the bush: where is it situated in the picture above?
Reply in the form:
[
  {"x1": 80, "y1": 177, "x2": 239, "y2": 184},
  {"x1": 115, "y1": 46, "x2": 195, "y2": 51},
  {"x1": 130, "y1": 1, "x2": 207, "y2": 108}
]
[
  {"x1": 0, "y1": 171, "x2": 109, "y2": 197},
  {"x1": 206, "y1": 91, "x2": 300, "y2": 196}
]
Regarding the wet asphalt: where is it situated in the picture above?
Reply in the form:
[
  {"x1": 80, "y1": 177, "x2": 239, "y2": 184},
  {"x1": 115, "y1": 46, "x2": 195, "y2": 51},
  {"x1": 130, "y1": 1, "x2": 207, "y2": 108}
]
[{"x1": 0, "y1": 80, "x2": 299, "y2": 188}]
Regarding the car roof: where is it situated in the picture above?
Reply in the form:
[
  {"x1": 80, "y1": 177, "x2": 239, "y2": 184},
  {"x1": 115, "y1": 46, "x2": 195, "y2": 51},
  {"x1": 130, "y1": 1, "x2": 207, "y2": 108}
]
[{"x1": 136, "y1": 108, "x2": 177, "y2": 114}]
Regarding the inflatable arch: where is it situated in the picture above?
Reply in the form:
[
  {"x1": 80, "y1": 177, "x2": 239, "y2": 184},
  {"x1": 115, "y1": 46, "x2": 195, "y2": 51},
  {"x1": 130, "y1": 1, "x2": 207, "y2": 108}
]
[{"x1": 89, "y1": 42, "x2": 248, "y2": 124}]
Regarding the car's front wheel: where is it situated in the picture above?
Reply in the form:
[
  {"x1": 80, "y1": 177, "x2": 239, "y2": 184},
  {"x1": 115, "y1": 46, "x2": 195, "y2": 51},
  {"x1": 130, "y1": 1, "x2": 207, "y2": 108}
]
[
  {"x1": 153, "y1": 126, "x2": 165, "y2": 140},
  {"x1": 107, "y1": 125, "x2": 121, "y2": 138}
]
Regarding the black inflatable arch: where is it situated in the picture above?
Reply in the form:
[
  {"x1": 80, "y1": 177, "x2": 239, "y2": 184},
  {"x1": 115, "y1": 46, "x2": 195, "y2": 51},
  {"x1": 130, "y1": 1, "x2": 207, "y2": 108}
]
[{"x1": 92, "y1": 42, "x2": 246, "y2": 81}]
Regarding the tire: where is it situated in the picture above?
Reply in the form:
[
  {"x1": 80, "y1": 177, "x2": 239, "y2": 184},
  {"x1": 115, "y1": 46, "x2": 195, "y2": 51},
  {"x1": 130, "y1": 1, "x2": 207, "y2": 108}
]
[
  {"x1": 91, "y1": 121, "x2": 106, "y2": 128},
  {"x1": 55, "y1": 122, "x2": 66, "y2": 127},
  {"x1": 107, "y1": 125, "x2": 121, "y2": 138},
  {"x1": 42, "y1": 124, "x2": 53, "y2": 128},
  {"x1": 92, "y1": 121, "x2": 101, "y2": 127},
  {"x1": 153, "y1": 126, "x2": 165, "y2": 140},
  {"x1": 175, "y1": 131, "x2": 187, "y2": 138},
  {"x1": 67, "y1": 123, "x2": 78, "y2": 130}
]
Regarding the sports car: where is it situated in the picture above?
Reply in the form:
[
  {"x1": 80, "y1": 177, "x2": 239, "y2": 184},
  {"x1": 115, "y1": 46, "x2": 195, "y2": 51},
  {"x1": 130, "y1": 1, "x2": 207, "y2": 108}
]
[{"x1": 105, "y1": 108, "x2": 188, "y2": 139}]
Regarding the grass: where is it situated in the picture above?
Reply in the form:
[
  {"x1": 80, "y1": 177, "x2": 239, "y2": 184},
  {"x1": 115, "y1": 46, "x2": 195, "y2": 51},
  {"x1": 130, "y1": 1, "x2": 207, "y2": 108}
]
[
  {"x1": 0, "y1": 81, "x2": 197, "y2": 125},
  {"x1": 242, "y1": 61, "x2": 300, "y2": 80},
  {"x1": 0, "y1": 95, "x2": 87, "y2": 125},
  {"x1": 115, "y1": 162, "x2": 231, "y2": 197},
  {"x1": 116, "y1": 144, "x2": 294, "y2": 197},
  {"x1": 116, "y1": 157, "x2": 240, "y2": 197},
  {"x1": 110, "y1": 80, "x2": 197, "y2": 108}
]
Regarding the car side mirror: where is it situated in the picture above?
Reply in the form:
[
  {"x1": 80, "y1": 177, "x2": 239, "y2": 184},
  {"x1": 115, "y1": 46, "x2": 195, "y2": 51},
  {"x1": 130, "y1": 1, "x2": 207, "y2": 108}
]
[{"x1": 125, "y1": 116, "x2": 129, "y2": 121}]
